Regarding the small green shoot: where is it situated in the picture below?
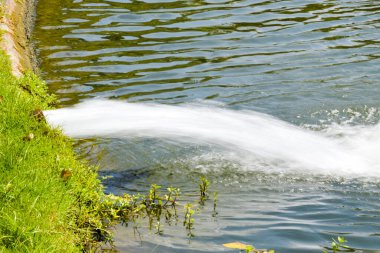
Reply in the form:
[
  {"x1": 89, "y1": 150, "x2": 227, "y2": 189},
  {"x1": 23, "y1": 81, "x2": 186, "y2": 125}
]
[
  {"x1": 183, "y1": 203, "x2": 195, "y2": 237},
  {"x1": 246, "y1": 245, "x2": 255, "y2": 253},
  {"x1": 212, "y1": 191, "x2": 218, "y2": 217},
  {"x1": 199, "y1": 176, "x2": 210, "y2": 204},
  {"x1": 323, "y1": 236, "x2": 353, "y2": 253}
]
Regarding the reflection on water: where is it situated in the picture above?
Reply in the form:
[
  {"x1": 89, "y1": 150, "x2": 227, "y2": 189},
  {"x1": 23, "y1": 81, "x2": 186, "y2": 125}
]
[
  {"x1": 34, "y1": 0, "x2": 380, "y2": 252},
  {"x1": 34, "y1": 0, "x2": 379, "y2": 119}
]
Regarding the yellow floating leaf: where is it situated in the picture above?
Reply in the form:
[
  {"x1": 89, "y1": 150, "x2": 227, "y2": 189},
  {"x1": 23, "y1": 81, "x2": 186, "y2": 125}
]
[{"x1": 223, "y1": 242, "x2": 251, "y2": 250}]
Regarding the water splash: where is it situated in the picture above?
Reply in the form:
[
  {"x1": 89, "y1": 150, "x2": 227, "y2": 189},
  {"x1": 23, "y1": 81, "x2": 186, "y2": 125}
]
[{"x1": 45, "y1": 100, "x2": 380, "y2": 177}]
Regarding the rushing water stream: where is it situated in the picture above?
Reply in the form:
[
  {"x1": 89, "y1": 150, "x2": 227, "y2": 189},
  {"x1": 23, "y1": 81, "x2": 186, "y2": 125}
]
[{"x1": 34, "y1": 0, "x2": 380, "y2": 252}]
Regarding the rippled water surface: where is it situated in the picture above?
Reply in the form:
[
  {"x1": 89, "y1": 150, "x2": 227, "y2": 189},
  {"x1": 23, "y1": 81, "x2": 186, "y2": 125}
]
[{"x1": 34, "y1": 0, "x2": 380, "y2": 252}]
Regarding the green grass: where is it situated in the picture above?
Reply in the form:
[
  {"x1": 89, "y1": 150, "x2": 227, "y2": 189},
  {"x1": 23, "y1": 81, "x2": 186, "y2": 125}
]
[{"x1": 0, "y1": 51, "x2": 107, "y2": 251}]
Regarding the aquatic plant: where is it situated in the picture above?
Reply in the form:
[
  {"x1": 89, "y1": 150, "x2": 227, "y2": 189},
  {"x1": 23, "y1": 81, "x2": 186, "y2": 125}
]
[
  {"x1": 212, "y1": 191, "x2": 218, "y2": 217},
  {"x1": 323, "y1": 237, "x2": 353, "y2": 253},
  {"x1": 199, "y1": 176, "x2": 210, "y2": 204},
  {"x1": 183, "y1": 203, "x2": 195, "y2": 237},
  {"x1": 94, "y1": 176, "x2": 214, "y2": 246}
]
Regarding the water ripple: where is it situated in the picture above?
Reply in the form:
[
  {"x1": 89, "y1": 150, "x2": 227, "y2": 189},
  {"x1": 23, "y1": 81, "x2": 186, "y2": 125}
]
[{"x1": 34, "y1": 0, "x2": 380, "y2": 120}]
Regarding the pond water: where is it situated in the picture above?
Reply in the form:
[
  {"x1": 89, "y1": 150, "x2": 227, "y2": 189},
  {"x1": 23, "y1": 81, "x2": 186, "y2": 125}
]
[{"x1": 33, "y1": 0, "x2": 380, "y2": 252}]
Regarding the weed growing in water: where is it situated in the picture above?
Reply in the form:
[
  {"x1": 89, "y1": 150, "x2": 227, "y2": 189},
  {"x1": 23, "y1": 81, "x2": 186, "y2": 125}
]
[
  {"x1": 323, "y1": 237, "x2": 353, "y2": 253},
  {"x1": 97, "y1": 175, "x2": 215, "y2": 247},
  {"x1": 183, "y1": 203, "x2": 195, "y2": 237},
  {"x1": 199, "y1": 176, "x2": 210, "y2": 205},
  {"x1": 212, "y1": 191, "x2": 218, "y2": 217}
]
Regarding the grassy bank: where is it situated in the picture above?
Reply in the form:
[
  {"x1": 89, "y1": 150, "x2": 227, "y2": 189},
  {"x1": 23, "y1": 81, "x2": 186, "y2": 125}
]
[{"x1": 0, "y1": 50, "x2": 107, "y2": 251}]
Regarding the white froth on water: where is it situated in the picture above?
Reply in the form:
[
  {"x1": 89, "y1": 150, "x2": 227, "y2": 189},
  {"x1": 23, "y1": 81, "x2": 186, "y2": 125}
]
[{"x1": 45, "y1": 100, "x2": 380, "y2": 177}]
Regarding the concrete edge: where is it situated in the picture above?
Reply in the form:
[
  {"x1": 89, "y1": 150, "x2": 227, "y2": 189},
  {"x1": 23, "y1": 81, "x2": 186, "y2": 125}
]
[{"x1": 0, "y1": 0, "x2": 36, "y2": 77}]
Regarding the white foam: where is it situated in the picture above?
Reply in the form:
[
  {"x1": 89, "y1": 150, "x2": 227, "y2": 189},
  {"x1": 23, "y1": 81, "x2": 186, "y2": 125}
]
[{"x1": 45, "y1": 100, "x2": 380, "y2": 177}]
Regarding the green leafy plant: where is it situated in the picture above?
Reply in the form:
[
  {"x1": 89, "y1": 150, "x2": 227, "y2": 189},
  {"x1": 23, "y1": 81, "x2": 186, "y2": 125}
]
[
  {"x1": 183, "y1": 203, "x2": 195, "y2": 237},
  {"x1": 323, "y1": 236, "x2": 353, "y2": 253},
  {"x1": 97, "y1": 176, "x2": 215, "y2": 243},
  {"x1": 246, "y1": 245, "x2": 255, "y2": 253},
  {"x1": 199, "y1": 176, "x2": 210, "y2": 204}
]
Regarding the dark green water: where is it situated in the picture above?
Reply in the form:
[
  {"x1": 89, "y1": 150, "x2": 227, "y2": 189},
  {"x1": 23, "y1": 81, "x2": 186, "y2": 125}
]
[{"x1": 34, "y1": 0, "x2": 380, "y2": 252}]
